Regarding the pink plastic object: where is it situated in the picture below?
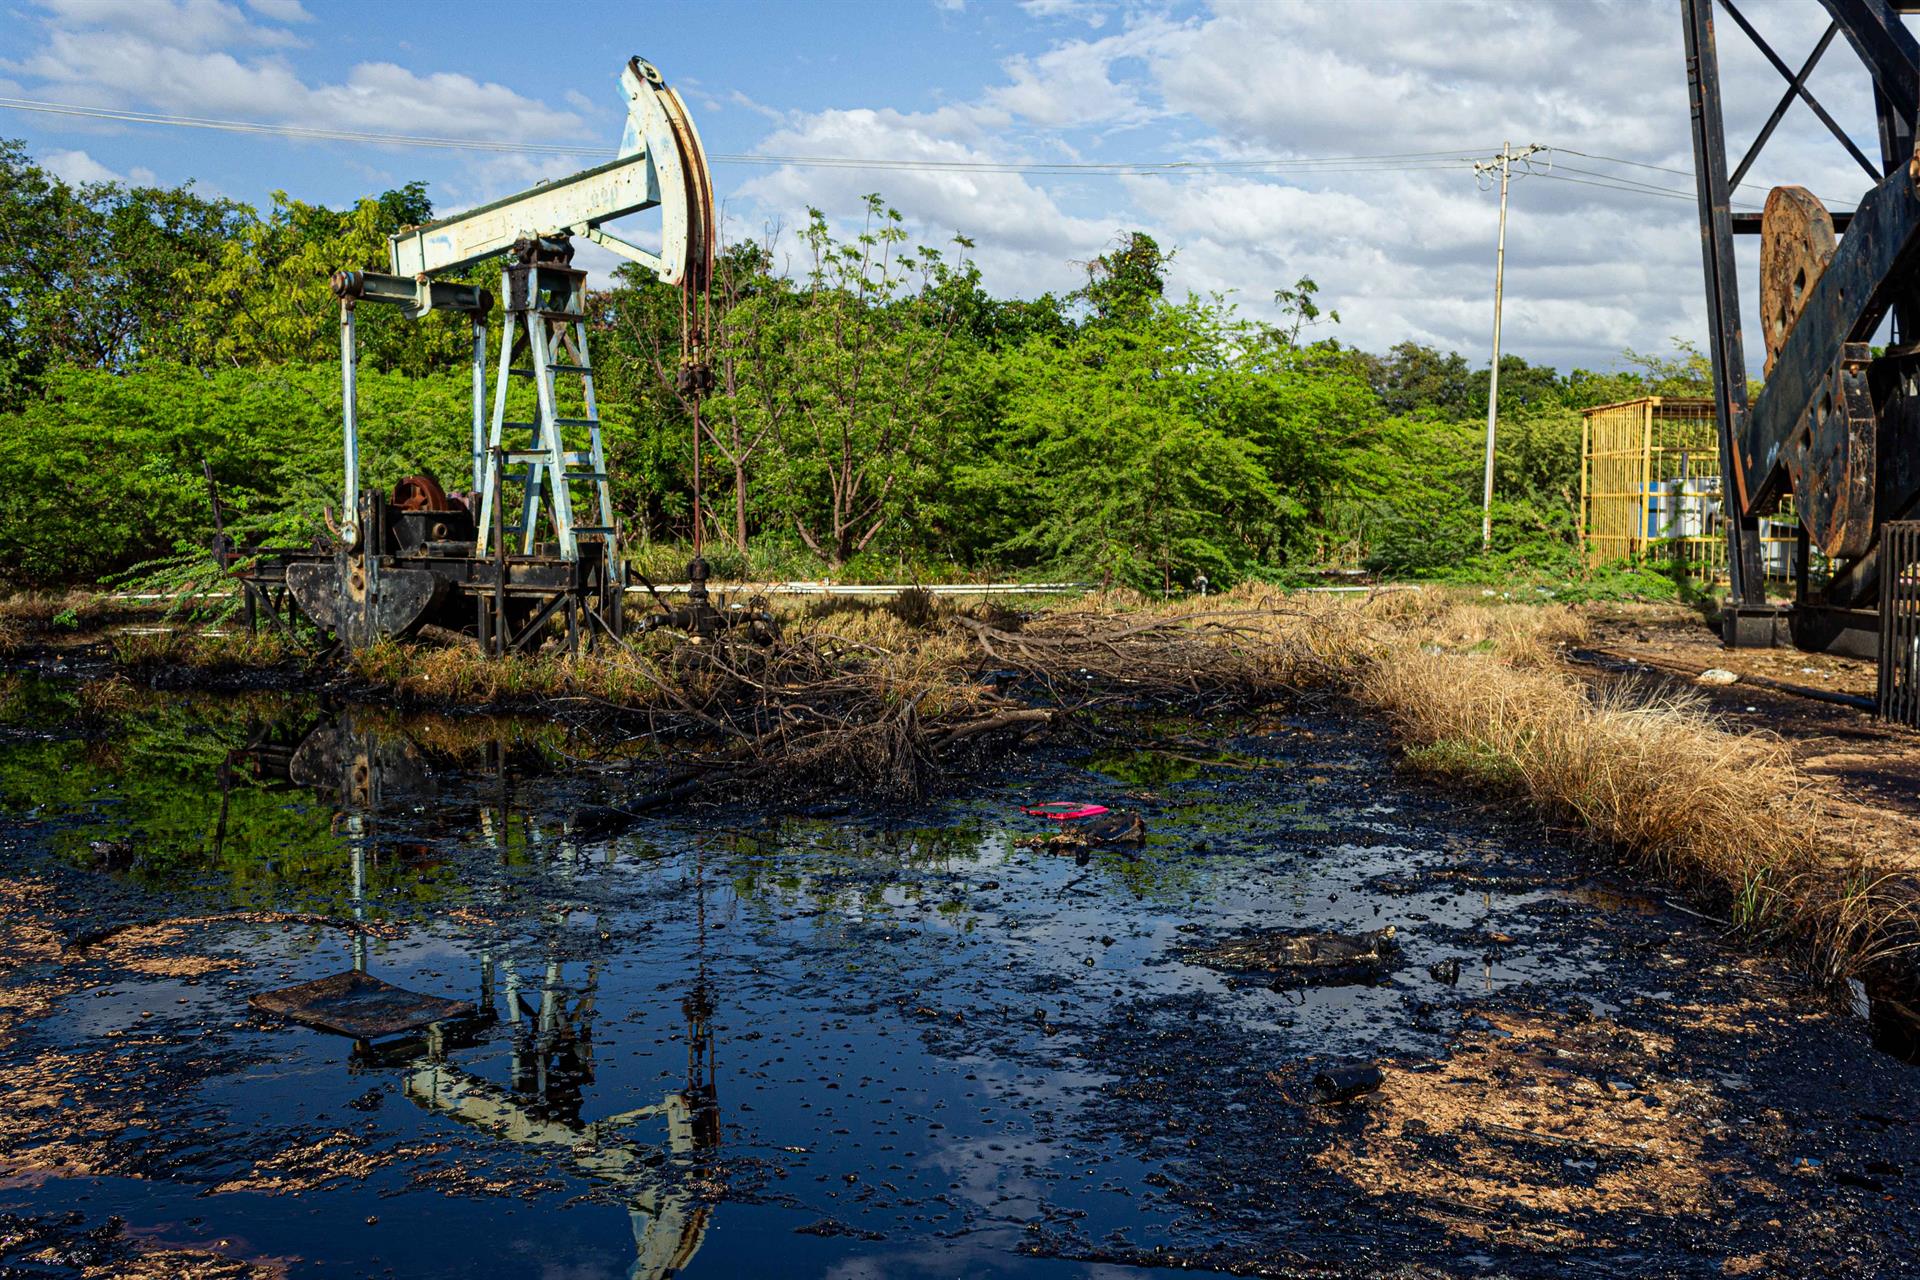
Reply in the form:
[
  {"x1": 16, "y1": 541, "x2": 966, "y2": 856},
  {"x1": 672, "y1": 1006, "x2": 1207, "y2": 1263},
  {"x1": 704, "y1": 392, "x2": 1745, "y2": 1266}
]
[{"x1": 1021, "y1": 802, "x2": 1111, "y2": 821}]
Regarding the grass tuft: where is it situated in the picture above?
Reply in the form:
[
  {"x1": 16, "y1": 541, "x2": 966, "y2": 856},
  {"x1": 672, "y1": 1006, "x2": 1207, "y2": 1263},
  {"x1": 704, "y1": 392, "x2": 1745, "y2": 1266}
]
[{"x1": 1358, "y1": 640, "x2": 1905, "y2": 981}]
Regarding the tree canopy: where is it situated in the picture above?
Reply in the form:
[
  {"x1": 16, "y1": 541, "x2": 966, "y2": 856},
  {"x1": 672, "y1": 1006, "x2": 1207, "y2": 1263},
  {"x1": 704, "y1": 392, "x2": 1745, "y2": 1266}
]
[{"x1": 0, "y1": 139, "x2": 1712, "y2": 589}]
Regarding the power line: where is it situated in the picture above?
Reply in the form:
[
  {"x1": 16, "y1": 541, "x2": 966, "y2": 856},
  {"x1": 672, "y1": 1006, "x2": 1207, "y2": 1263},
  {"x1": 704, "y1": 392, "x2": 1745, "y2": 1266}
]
[
  {"x1": 1551, "y1": 162, "x2": 1697, "y2": 195},
  {"x1": 1558, "y1": 145, "x2": 1848, "y2": 207},
  {"x1": 1536, "y1": 170, "x2": 1750, "y2": 207},
  {"x1": 0, "y1": 92, "x2": 1854, "y2": 210},
  {"x1": 1560, "y1": 146, "x2": 1745, "y2": 186},
  {"x1": 1546, "y1": 163, "x2": 1750, "y2": 204},
  {"x1": 735, "y1": 157, "x2": 1483, "y2": 175},
  {"x1": 0, "y1": 95, "x2": 1491, "y2": 175},
  {"x1": 0, "y1": 96, "x2": 592, "y2": 156}
]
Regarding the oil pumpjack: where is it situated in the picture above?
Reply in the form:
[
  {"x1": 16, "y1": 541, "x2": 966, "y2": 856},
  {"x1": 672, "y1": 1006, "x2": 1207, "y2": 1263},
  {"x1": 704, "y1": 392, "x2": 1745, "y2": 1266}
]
[
  {"x1": 235, "y1": 56, "x2": 716, "y2": 654},
  {"x1": 1683, "y1": 1, "x2": 1920, "y2": 721}
]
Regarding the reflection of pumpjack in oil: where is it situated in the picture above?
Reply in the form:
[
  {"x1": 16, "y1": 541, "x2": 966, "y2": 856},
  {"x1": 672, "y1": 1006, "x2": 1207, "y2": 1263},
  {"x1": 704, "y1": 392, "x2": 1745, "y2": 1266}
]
[
  {"x1": 244, "y1": 708, "x2": 478, "y2": 1035},
  {"x1": 239, "y1": 707, "x2": 722, "y2": 1279},
  {"x1": 400, "y1": 959, "x2": 721, "y2": 1280}
]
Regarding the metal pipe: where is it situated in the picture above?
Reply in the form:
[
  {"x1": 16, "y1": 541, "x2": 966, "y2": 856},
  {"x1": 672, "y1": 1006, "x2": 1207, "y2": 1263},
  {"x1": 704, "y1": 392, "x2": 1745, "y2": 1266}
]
[
  {"x1": 476, "y1": 312, "x2": 516, "y2": 558},
  {"x1": 471, "y1": 316, "x2": 487, "y2": 494},
  {"x1": 340, "y1": 301, "x2": 359, "y2": 541},
  {"x1": 349, "y1": 827, "x2": 367, "y2": 973}
]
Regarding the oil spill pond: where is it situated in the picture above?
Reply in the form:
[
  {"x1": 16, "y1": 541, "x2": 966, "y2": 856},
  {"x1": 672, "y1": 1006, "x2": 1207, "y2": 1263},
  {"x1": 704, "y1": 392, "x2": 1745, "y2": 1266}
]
[{"x1": 0, "y1": 677, "x2": 1918, "y2": 1277}]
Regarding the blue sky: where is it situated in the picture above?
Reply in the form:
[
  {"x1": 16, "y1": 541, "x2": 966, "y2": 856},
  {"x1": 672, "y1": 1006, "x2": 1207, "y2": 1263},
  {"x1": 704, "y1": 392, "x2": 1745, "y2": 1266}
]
[{"x1": 0, "y1": 0, "x2": 1889, "y2": 372}]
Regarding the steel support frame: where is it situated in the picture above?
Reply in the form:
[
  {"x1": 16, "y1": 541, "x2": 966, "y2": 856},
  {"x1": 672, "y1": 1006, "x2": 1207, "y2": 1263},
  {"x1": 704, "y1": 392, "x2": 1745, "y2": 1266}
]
[
  {"x1": 1682, "y1": 0, "x2": 1920, "y2": 646},
  {"x1": 1683, "y1": 0, "x2": 1769, "y2": 611}
]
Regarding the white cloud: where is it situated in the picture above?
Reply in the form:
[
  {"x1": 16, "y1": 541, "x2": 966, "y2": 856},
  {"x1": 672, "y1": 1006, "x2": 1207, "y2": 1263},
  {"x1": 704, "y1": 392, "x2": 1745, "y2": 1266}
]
[
  {"x1": 31, "y1": 0, "x2": 303, "y2": 50},
  {"x1": 728, "y1": 90, "x2": 787, "y2": 124},
  {"x1": 737, "y1": 104, "x2": 1114, "y2": 298},
  {"x1": 747, "y1": 0, "x2": 1892, "y2": 370},
  {"x1": 1019, "y1": 0, "x2": 1110, "y2": 27},
  {"x1": 40, "y1": 147, "x2": 155, "y2": 186},
  {"x1": 988, "y1": 17, "x2": 1178, "y2": 130},
  {"x1": 10, "y1": 1, "x2": 583, "y2": 144},
  {"x1": 244, "y1": 0, "x2": 312, "y2": 21},
  {"x1": 7, "y1": 0, "x2": 1889, "y2": 372}
]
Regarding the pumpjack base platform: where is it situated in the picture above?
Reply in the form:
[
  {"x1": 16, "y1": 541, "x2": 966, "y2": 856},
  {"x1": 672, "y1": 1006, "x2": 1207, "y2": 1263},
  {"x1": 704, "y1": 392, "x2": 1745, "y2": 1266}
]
[
  {"x1": 1789, "y1": 603, "x2": 1881, "y2": 661},
  {"x1": 251, "y1": 970, "x2": 474, "y2": 1041},
  {"x1": 1721, "y1": 603, "x2": 1792, "y2": 649},
  {"x1": 1721, "y1": 601, "x2": 1880, "y2": 660}
]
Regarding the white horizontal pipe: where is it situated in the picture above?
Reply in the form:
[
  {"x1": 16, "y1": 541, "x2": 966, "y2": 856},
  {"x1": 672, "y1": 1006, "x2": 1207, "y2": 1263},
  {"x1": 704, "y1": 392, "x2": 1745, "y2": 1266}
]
[
  {"x1": 95, "y1": 582, "x2": 1108, "y2": 606},
  {"x1": 624, "y1": 582, "x2": 1092, "y2": 597}
]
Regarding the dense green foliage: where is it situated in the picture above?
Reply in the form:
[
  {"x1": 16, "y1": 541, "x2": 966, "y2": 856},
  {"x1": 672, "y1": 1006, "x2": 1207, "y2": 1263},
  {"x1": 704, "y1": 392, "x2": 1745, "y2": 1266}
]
[{"x1": 0, "y1": 139, "x2": 1712, "y2": 590}]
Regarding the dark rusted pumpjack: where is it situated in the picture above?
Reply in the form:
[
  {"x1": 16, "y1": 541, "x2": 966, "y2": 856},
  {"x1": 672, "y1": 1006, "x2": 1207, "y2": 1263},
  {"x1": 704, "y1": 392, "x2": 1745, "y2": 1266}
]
[{"x1": 1683, "y1": 0, "x2": 1920, "y2": 721}]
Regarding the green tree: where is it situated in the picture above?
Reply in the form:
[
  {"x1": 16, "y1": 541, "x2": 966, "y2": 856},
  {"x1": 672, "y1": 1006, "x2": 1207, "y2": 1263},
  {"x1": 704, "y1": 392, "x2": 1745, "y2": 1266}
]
[
  {"x1": 1364, "y1": 342, "x2": 1475, "y2": 417},
  {"x1": 0, "y1": 363, "x2": 473, "y2": 585},
  {"x1": 175, "y1": 187, "x2": 469, "y2": 375},
  {"x1": 753, "y1": 197, "x2": 975, "y2": 568},
  {"x1": 0, "y1": 139, "x2": 241, "y2": 403},
  {"x1": 1076, "y1": 230, "x2": 1169, "y2": 324},
  {"x1": 980, "y1": 296, "x2": 1282, "y2": 592},
  {"x1": 1271, "y1": 275, "x2": 1339, "y2": 344}
]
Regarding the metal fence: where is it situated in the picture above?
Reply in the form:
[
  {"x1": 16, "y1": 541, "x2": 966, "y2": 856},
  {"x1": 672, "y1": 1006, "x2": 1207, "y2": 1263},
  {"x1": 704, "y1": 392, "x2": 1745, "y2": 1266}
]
[
  {"x1": 1579, "y1": 396, "x2": 1806, "y2": 580},
  {"x1": 1878, "y1": 521, "x2": 1920, "y2": 726}
]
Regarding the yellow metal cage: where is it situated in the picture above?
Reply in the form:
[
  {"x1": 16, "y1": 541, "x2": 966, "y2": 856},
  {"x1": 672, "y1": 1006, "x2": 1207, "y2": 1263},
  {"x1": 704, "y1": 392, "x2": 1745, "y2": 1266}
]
[{"x1": 1579, "y1": 396, "x2": 1804, "y2": 580}]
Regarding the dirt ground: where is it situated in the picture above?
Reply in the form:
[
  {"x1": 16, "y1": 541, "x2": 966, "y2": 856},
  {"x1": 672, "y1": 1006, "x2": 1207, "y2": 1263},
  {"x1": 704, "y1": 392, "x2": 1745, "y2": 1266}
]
[{"x1": 1577, "y1": 605, "x2": 1920, "y2": 874}]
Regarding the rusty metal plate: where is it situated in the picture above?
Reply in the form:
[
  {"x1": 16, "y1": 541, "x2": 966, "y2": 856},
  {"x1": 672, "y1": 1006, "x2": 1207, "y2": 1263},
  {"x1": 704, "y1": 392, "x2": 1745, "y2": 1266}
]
[
  {"x1": 286, "y1": 560, "x2": 437, "y2": 648},
  {"x1": 285, "y1": 560, "x2": 342, "y2": 631},
  {"x1": 1760, "y1": 186, "x2": 1837, "y2": 378},
  {"x1": 1785, "y1": 343, "x2": 1877, "y2": 559},
  {"x1": 250, "y1": 970, "x2": 474, "y2": 1040}
]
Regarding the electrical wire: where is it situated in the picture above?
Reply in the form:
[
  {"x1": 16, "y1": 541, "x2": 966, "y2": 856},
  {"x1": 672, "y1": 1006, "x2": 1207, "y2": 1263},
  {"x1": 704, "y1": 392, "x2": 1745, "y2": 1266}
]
[
  {"x1": 0, "y1": 94, "x2": 1494, "y2": 175},
  {"x1": 1548, "y1": 163, "x2": 1713, "y2": 200},
  {"x1": 725, "y1": 155, "x2": 1484, "y2": 175},
  {"x1": 1535, "y1": 171, "x2": 1734, "y2": 206},
  {"x1": 1559, "y1": 145, "x2": 1850, "y2": 208},
  {"x1": 0, "y1": 91, "x2": 1860, "y2": 212},
  {"x1": 0, "y1": 96, "x2": 592, "y2": 155}
]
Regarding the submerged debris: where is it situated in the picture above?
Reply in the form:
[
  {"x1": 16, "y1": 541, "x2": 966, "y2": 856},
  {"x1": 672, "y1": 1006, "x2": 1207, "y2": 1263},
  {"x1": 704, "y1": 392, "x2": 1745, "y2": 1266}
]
[
  {"x1": 1080, "y1": 809, "x2": 1146, "y2": 844},
  {"x1": 251, "y1": 971, "x2": 475, "y2": 1040},
  {"x1": 1311, "y1": 1063, "x2": 1386, "y2": 1105},
  {"x1": 1019, "y1": 808, "x2": 1146, "y2": 857},
  {"x1": 1186, "y1": 925, "x2": 1399, "y2": 985}
]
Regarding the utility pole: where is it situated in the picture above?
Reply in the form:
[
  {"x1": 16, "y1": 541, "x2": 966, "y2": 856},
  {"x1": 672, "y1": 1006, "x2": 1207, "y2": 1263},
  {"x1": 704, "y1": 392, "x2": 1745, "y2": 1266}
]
[{"x1": 1474, "y1": 141, "x2": 1548, "y2": 552}]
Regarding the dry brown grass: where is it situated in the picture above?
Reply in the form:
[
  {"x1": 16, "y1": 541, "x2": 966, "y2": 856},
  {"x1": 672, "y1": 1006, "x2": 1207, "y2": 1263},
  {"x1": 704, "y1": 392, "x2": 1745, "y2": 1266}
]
[
  {"x1": 348, "y1": 615, "x2": 1022, "y2": 798},
  {"x1": 1318, "y1": 1007, "x2": 1729, "y2": 1245},
  {"x1": 0, "y1": 589, "x2": 114, "y2": 653},
  {"x1": 109, "y1": 628, "x2": 297, "y2": 672},
  {"x1": 0, "y1": 588, "x2": 106, "y2": 626},
  {"x1": 1357, "y1": 633, "x2": 1909, "y2": 981}
]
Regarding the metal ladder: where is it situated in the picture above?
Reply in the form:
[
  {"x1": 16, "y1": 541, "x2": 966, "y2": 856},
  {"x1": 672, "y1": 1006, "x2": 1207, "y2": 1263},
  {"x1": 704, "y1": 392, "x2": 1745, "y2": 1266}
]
[{"x1": 475, "y1": 268, "x2": 615, "y2": 562}]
